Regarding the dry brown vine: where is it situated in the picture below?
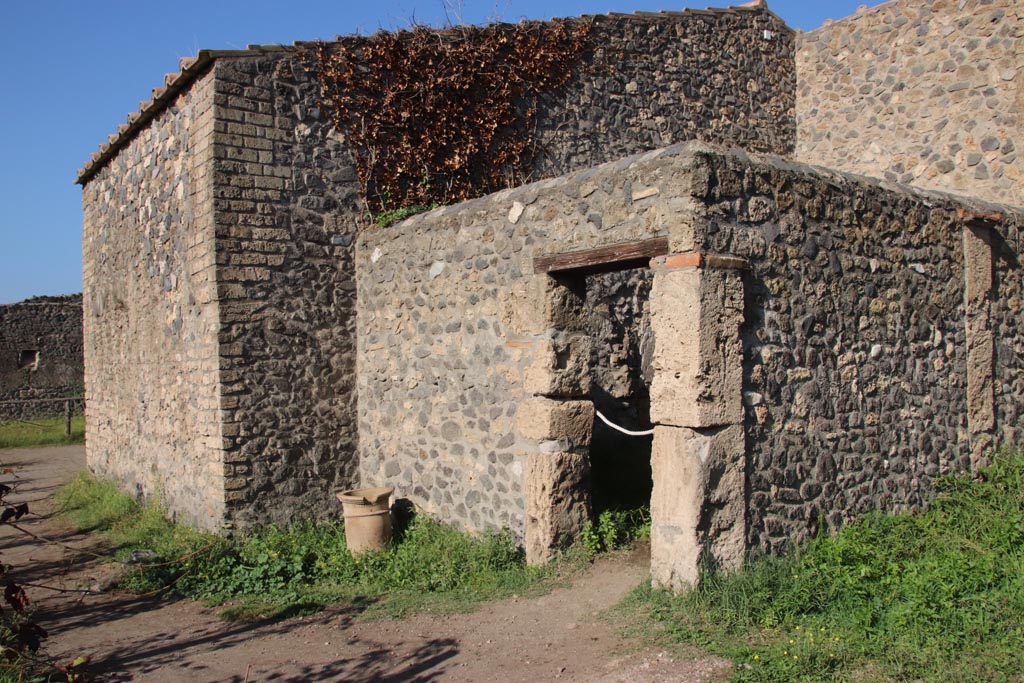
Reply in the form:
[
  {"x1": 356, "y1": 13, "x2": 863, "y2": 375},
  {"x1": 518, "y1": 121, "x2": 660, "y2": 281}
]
[{"x1": 308, "y1": 19, "x2": 593, "y2": 215}]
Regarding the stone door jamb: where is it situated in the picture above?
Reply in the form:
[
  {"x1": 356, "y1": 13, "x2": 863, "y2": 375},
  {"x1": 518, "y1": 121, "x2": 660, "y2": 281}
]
[{"x1": 521, "y1": 239, "x2": 749, "y2": 589}]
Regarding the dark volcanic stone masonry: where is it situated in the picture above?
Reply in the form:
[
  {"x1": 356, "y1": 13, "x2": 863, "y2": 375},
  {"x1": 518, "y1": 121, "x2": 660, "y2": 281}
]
[
  {"x1": 208, "y1": 56, "x2": 363, "y2": 530},
  {"x1": 533, "y1": 7, "x2": 795, "y2": 174},
  {"x1": 688, "y1": 150, "x2": 977, "y2": 551}
]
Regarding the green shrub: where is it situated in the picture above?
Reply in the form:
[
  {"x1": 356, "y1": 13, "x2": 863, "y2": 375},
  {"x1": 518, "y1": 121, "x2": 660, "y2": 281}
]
[
  {"x1": 581, "y1": 508, "x2": 651, "y2": 556},
  {"x1": 374, "y1": 203, "x2": 441, "y2": 227},
  {"x1": 624, "y1": 451, "x2": 1024, "y2": 683},
  {"x1": 56, "y1": 475, "x2": 546, "y2": 620}
]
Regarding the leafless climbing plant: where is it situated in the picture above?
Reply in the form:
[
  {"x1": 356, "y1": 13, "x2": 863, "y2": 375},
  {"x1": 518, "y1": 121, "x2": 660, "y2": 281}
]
[{"x1": 306, "y1": 18, "x2": 594, "y2": 215}]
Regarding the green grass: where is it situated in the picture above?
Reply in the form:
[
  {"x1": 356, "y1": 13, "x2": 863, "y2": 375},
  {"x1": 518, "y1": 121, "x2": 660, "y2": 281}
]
[
  {"x1": 621, "y1": 451, "x2": 1024, "y2": 683},
  {"x1": 0, "y1": 416, "x2": 85, "y2": 449},
  {"x1": 55, "y1": 474, "x2": 553, "y2": 621}
]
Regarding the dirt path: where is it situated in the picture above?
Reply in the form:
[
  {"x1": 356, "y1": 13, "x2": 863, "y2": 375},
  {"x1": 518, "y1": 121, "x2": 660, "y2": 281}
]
[{"x1": 0, "y1": 446, "x2": 728, "y2": 682}]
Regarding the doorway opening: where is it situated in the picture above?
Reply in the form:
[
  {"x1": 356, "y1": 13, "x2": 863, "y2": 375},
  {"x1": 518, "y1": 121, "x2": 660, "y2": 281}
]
[
  {"x1": 533, "y1": 238, "x2": 747, "y2": 583},
  {"x1": 585, "y1": 267, "x2": 653, "y2": 510},
  {"x1": 531, "y1": 236, "x2": 668, "y2": 561},
  {"x1": 583, "y1": 266, "x2": 654, "y2": 549}
]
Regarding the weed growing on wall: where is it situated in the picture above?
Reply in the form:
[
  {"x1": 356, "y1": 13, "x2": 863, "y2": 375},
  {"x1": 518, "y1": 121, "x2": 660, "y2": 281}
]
[
  {"x1": 620, "y1": 451, "x2": 1024, "y2": 682},
  {"x1": 56, "y1": 475, "x2": 549, "y2": 621},
  {"x1": 374, "y1": 202, "x2": 442, "y2": 227},
  {"x1": 308, "y1": 19, "x2": 593, "y2": 214}
]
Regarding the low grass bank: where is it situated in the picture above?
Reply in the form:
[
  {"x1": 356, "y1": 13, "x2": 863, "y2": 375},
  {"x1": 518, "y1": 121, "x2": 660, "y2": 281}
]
[
  {"x1": 55, "y1": 475, "x2": 552, "y2": 620},
  {"x1": 0, "y1": 416, "x2": 85, "y2": 449},
  {"x1": 621, "y1": 452, "x2": 1024, "y2": 682}
]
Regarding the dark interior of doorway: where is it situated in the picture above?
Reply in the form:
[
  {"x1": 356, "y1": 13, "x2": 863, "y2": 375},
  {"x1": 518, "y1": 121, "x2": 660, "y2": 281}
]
[{"x1": 583, "y1": 266, "x2": 654, "y2": 524}]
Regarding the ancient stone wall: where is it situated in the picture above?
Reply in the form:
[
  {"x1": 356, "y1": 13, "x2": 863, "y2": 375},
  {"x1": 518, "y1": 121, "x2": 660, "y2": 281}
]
[
  {"x1": 991, "y1": 218, "x2": 1024, "y2": 450},
  {"x1": 79, "y1": 5, "x2": 795, "y2": 532},
  {"x1": 174, "y1": 6, "x2": 795, "y2": 531},
  {"x1": 531, "y1": 6, "x2": 795, "y2": 177},
  {"x1": 77, "y1": 0, "x2": 1024, "y2": 553},
  {"x1": 209, "y1": 55, "x2": 363, "y2": 529},
  {"x1": 0, "y1": 294, "x2": 84, "y2": 418},
  {"x1": 682, "y1": 146, "x2": 1022, "y2": 553},
  {"x1": 359, "y1": 141, "x2": 1023, "y2": 570},
  {"x1": 797, "y1": 0, "x2": 1022, "y2": 207},
  {"x1": 356, "y1": 148, "x2": 697, "y2": 539},
  {"x1": 81, "y1": 70, "x2": 225, "y2": 530}
]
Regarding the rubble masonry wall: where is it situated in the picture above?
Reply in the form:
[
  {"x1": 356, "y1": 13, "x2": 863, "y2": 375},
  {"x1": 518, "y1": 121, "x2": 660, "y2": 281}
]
[
  {"x1": 81, "y1": 71, "x2": 225, "y2": 530},
  {"x1": 797, "y1": 0, "x2": 1022, "y2": 207}
]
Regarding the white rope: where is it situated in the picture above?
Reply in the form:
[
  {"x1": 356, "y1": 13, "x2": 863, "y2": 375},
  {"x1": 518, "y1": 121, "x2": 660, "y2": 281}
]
[{"x1": 595, "y1": 409, "x2": 655, "y2": 437}]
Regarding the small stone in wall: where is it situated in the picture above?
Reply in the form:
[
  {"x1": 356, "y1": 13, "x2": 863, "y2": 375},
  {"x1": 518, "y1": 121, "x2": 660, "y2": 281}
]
[
  {"x1": 787, "y1": 367, "x2": 812, "y2": 383},
  {"x1": 631, "y1": 187, "x2": 660, "y2": 201},
  {"x1": 429, "y1": 261, "x2": 445, "y2": 279},
  {"x1": 746, "y1": 196, "x2": 774, "y2": 222},
  {"x1": 508, "y1": 201, "x2": 525, "y2": 224}
]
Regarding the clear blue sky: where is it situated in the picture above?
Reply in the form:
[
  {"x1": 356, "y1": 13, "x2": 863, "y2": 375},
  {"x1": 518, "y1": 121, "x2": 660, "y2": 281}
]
[{"x1": 0, "y1": 0, "x2": 882, "y2": 304}]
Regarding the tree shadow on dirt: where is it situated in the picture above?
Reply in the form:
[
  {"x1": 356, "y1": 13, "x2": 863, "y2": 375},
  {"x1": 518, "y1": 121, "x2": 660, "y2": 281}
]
[
  {"x1": 222, "y1": 638, "x2": 460, "y2": 683},
  {"x1": 73, "y1": 598, "x2": 458, "y2": 682}
]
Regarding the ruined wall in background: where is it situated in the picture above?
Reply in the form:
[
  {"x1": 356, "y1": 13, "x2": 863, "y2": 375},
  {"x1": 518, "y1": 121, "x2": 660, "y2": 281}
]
[
  {"x1": 797, "y1": 0, "x2": 1022, "y2": 207},
  {"x1": 683, "y1": 147, "x2": 1022, "y2": 553},
  {"x1": 356, "y1": 148, "x2": 698, "y2": 536},
  {"x1": 0, "y1": 294, "x2": 83, "y2": 418},
  {"x1": 81, "y1": 71, "x2": 225, "y2": 530}
]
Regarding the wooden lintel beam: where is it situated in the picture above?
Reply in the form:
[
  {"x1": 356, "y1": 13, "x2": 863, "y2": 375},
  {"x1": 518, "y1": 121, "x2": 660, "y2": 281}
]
[{"x1": 533, "y1": 237, "x2": 669, "y2": 274}]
